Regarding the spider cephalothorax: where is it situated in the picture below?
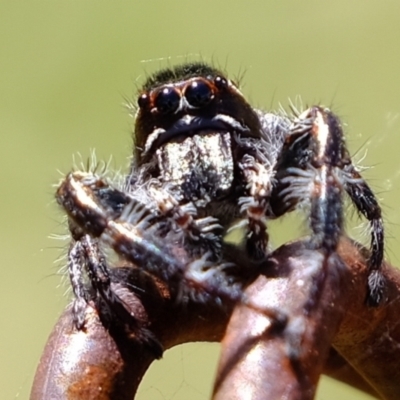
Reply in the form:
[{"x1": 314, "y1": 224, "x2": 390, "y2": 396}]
[
  {"x1": 56, "y1": 62, "x2": 385, "y2": 357},
  {"x1": 122, "y1": 63, "x2": 291, "y2": 261}
]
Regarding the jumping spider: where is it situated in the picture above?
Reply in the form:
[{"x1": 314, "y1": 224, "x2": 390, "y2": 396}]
[{"x1": 56, "y1": 62, "x2": 385, "y2": 357}]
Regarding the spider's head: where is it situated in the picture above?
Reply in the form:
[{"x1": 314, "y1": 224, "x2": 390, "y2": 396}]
[{"x1": 133, "y1": 62, "x2": 261, "y2": 165}]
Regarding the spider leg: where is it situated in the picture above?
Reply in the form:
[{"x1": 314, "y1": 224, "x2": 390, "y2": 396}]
[
  {"x1": 270, "y1": 107, "x2": 344, "y2": 250},
  {"x1": 342, "y1": 165, "x2": 385, "y2": 305},
  {"x1": 68, "y1": 239, "x2": 93, "y2": 330},
  {"x1": 270, "y1": 106, "x2": 385, "y2": 305},
  {"x1": 59, "y1": 174, "x2": 164, "y2": 357},
  {"x1": 79, "y1": 234, "x2": 164, "y2": 357},
  {"x1": 57, "y1": 172, "x2": 274, "y2": 320},
  {"x1": 306, "y1": 107, "x2": 344, "y2": 252},
  {"x1": 79, "y1": 234, "x2": 135, "y2": 324},
  {"x1": 67, "y1": 231, "x2": 163, "y2": 357}
]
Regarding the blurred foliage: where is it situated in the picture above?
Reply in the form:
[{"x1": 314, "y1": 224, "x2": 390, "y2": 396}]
[{"x1": 1, "y1": 1, "x2": 399, "y2": 399}]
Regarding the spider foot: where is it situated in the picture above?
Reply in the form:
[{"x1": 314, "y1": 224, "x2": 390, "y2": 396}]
[
  {"x1": 189, "y1": 216, "x2": 223, "y2": 257},
  {"x1": 366, "y1": 269, "x2": 386, "y2": 306},
  {"x1": 72, "y1": 297, "x2": 89, "y2": 330},
  {"x1": 246, "y1": 225, "x2": 268, "y2": 261},
  {"x1": 239, "y1": 197, "x2": 269, "y2": 260},
  {"x1": 182, "y1": 254, "x2": 242, "y2": 305}
]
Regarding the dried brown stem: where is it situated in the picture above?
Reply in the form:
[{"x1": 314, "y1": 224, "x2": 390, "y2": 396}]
[
  {"x1": 31, "y1": 239, "x2": 400, "y2": 399},
  {"x1": 332, "y1": 240, "x2": 400, "y2": 399},
  {"x1": 30, "y1": 302, "x2": 152, "y2": 400},
  {"x1": 213, "y1": 243, "x2": 350, "y2": 400},
  {"x1": 30, "y1": 268, "x2": 231, "y2": 400}
]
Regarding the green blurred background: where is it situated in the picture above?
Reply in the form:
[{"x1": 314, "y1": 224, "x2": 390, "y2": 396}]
[{"x1": 1, "y1": 1, "x2": 399, "y2": 399}]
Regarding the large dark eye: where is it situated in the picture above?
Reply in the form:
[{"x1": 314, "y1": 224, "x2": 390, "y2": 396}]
[
  {"x1": 154, "y1": 86, "x2": 181, "y2": 114},
  {"x1": 185, "y1": 80, "x2": 214, "y2": 108}
]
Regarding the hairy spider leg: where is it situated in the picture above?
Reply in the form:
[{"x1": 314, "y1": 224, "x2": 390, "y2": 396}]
[
  {"x1": 343, "y1": 164, "x2": 385, "y2": 305},
  {"x1": 57, "y1": 173, "x2": 167, "y2": 356},
  {"x1": 270, "y1": 106, "x2": 384, "y2": 306},
  {"x1": 68, "y1": 239, "x2": 92, "y2": 329},
  {"x1": 57, "y1": 174, "x2": 244, "y2": 309},
  {"x1": 272, "y1": 107, "x2": 344, "y2": 249},
  {"x1": 82, "y1": 234, "x2": 164, "y2": 357},
  {"x1": 57, "y1": 172, "x2": 287, "y2": 337}
]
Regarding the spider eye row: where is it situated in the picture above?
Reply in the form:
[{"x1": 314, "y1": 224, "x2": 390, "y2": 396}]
[{"x1": 137, "y1": 76, "x2": 228, "y2": 114}]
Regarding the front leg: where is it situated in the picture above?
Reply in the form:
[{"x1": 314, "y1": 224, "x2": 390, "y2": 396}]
[
  {"x1": 57, "y1": 172, "x2": 245, "y2": 322},
  {"x1": 270, "y1": 107, "x2": 346, "y2": 251},
  {"x1": 67, "y1": 231, "x2": 164, "y2": 357},
  {"x1": 270, "y1": 106, "x2": 385, "y2": 305}
]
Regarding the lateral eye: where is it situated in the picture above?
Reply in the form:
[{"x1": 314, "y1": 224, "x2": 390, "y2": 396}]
[
  {"x1": 214, "y1": 76, "x2": 228, "y2": 89},
  {"x1": 184, "y1": 80, "x2": 214, "y2": 108},
  {"x1": 154, "y1": 86, "x2": 181, "y2": 114},
  {"x1": 137, "y1": 93, "x2": 150, "y2": 109}
]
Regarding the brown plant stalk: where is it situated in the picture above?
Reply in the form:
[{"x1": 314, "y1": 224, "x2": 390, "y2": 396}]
[{"x1": 31, "y1": 238, "x2": 400, "y2": 399}]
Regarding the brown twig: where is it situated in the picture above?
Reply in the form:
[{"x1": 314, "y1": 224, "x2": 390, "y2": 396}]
[
  {"x1": 332, "y1": 240, "x2": 400, "y2": 399},
  {"x1": 30, "y1": 238, "x2": 400, "y2": 399},
  {"x1": 213, "y1": 242, "x2": 350, "y2": 400},
  {"x1": 30, "y1": 267, "x2": 231, "y2": 400}
]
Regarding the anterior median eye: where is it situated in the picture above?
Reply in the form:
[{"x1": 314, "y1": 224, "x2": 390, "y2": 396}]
[
  {"x1": 184, "y1": 79, "x2": 214, "y2": 108},
  {"x1": 154, "y1": 86, "x2": 181, "y2": 114}
]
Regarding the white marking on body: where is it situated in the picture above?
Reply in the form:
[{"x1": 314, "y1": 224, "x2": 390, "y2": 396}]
[
  {"x1": 213, "y1": 114, "x2": 247, "y2": 131},
  {"x1": 108, "y1": 220, "x2": 138, "y2": 239},
  {"x1": 315, "y1": 110, "x2": 329, "y2": 159},
  {"x1": 69, "y1": 175, "x2": 104, "y2": 215},
  {"x1": 144, "y1": 128, "x2": 165, "y2": 154},
  {"x1": 319, "y1": 165, "x2": 327, "y2": 201}
]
